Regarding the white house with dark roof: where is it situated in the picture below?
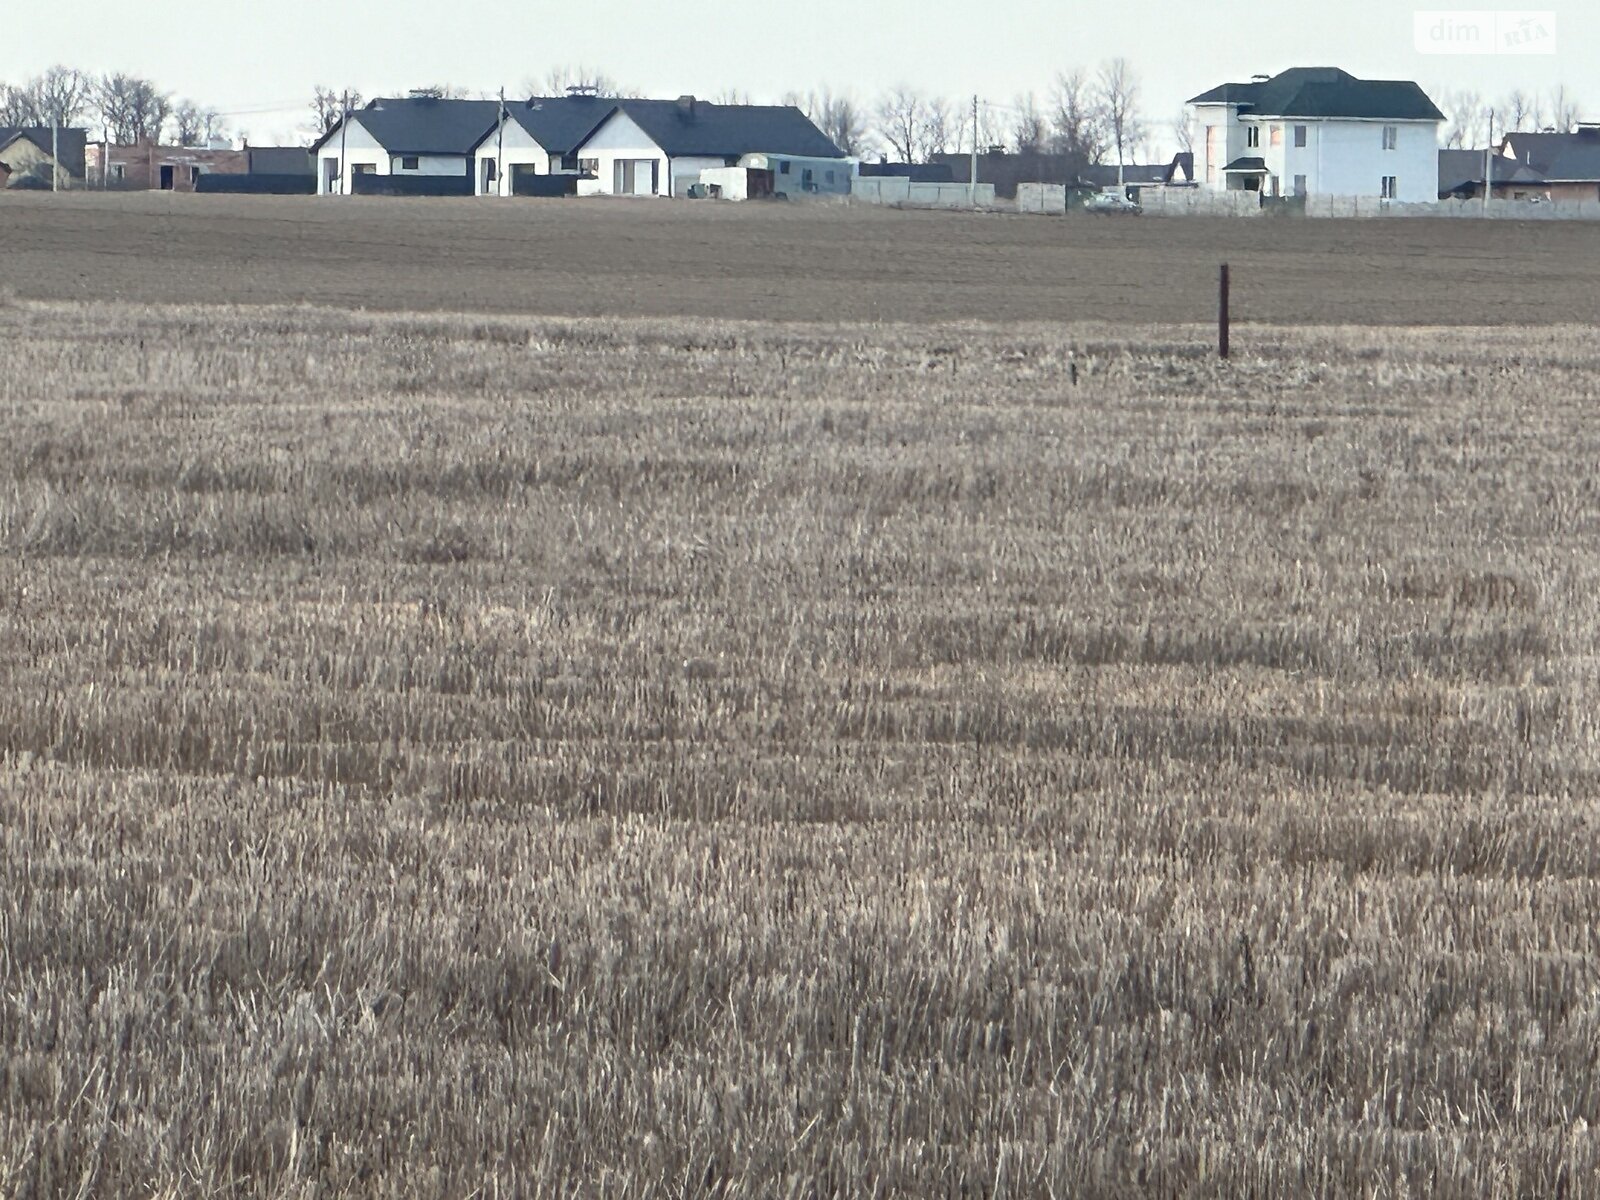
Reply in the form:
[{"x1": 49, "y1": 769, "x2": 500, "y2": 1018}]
[
  {"x1": 312, "y1": 96, "x2": 501, "y2": 194},
  {"x1": 1189, "y1": 68, "x2": 1443, "y2": 202},
  {"x1": 571, "y1": 96, "x2": 847, "y2": 197},
  {"x1": 470, "y1": 94, "x2": 612, "y2": 196}
]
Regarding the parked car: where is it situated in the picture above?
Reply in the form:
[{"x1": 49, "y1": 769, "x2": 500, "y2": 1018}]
[{"x1": 1084, "y1": 190, "x2": 1141, "y2": 214}]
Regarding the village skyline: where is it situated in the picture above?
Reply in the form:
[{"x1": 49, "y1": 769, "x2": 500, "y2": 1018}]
[
  {"x1": 0, "y1": 0, "x2": 1586, "y2": 150},
  {"x1": 0, "y1": 61, "x2": 1588, "y2": 170}
]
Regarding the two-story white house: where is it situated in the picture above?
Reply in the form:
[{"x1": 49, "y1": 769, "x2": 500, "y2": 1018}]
[{"x1": 1189, "y1": 67, "x2": 1443, "y2": 202}]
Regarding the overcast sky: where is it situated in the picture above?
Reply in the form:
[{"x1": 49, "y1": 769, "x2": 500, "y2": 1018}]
[{"x1": 4, "y1": 1, "x2": 1590, "y2": 150}]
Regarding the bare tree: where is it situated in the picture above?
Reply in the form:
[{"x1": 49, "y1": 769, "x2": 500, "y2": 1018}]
[
  {"x1": 0, "y1": 66, "x2": 92, "y2": 127},
  {"x1": 97, "y1": 74, "x2": 171, "y2": 144},
  {"x1": 1503, "y1": 89, "x2": 1540, "y2": 132},
  {"x1": 1548, "y1": 85, "x2": 1581, "y2": 132},
  {"x1": 1437, "y1": 89, "x2": 1488, "y2": 148},
  {"x1": 31, "y1": 66, "x2": 94, "y2": 127},
  {"x1": 311, "y1": 87, "x2": 362, "y2": 136},
  {"x1": 875, "y1": 85, "x2": 927, "y2": 162},
  {"x1": 921, "y1": 96, "x2": 959, "y2": 158},
  {"x1": 0, "y1": 84, "x2": 36, "y2": 125},
  {"x1": 713, "y1": 89, "x2": 752, "y2": 106},
  {"x1": 1049, "y1": 68, "x2": 1108, "y2": 163},
  {"x1": 1171, "y1": 108, "x2": 1195, "y2": 156},
  {"x1": 1011, "y1": 93, "x2": 1047, "y2": 154},
  {"x1": 173, "y1": 101, "x2": 204, "y2": 146},
  {"x1": 786, "y1": 88, "x2": 870, "y2": 157},
  {"x1": 1096, "y1": 57, "x2": 1144, "y2": 180}
]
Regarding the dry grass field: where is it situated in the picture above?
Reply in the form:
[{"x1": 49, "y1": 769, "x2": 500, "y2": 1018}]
[{"x1": 3, "y1": 200, "x2": 1600, "y2": 1196}]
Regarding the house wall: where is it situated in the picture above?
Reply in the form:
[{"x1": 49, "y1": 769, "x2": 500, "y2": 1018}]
[
  {"x1": 1, "y1": 137, "x2": 56, "y2": 186},
  {"x1": 1195, "y1": 105, "x2": 1246, "y2": 189},
  {"x1": 391, "y1": 154, "x2": 467, "y2": 177},
  {"x1": 1546, "y1": 181, "x2": 1600, "y2": 204},
  {"x1": 1197, "y1": 107, "x2": 1438, "y2": 201},
  {"x1": 85, "y1": 142, "x2": 246, "y2": 190},
  {"x1": 669, "y1": 155, "x2": 727, "y2": 196},
  {"x1": 575, "y1": 112, "x2": 669, "y2": 196},
  {"x1": 1286, "y1": 120, "x2": 1437, "y2": 202},
  {"x1": 318, "y1": 118, "x2": 386, "y2": 194},
  {"x1": 472, "y1": 121, "x2": 557, "y2": 196}
]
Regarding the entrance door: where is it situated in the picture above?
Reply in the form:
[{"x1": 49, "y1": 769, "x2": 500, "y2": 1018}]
[{"x1": 159, "y1": 164, "x2": 174, "y2": 190}]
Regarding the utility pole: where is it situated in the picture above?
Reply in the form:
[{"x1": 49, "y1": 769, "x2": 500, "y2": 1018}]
[
  {"x1": 1483, "y1": 108, "x2": 1494, "y2": 213},
  {"x1": 496, "y1": 87, "x2": 506, "y2": 196},
  {"x1": 51, "y1": 120, "x2": 59, "y2": 192},
  {"x1": 338, "y1": 90, "x2": 349, "y2": 195},
  {"x1": 970, "y1": 94, "x2": 978, "y2": 207}
]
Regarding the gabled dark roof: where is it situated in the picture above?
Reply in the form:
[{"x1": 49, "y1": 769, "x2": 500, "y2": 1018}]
[
  {"x1": 312, "y1": 97, "x2": 501, "y2": 156},
  {"x1": 595, "y1": 99, "x2": 843, "y2": 159},
  {"x1": 1221, "y1": 156, "x2": 1267, "y2": 172},
  {"x1": 499, "y1": 95, "x2": 614, "y2": 155},
  {"x1": 1501, "y1": 129, "x2": 1600, "y2": 181},
  {"x1": 0, "y1": 127, "x2": 87, "y2": 179},
  {"x1": 1189, "y1": 68, "x2": 1444, "y2": 122},
  {"x1": 1165, "y1": 151, "x2": 1194, "y2": 183},
  {"x1": 1438, "y1": 148, "x2": 1546, "y2": 193}
]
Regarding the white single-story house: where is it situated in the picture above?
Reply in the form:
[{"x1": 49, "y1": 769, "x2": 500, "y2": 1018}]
[
  {"x1": 470, "y1": 94, "x2": 614, "y2": 196},
  {"x1": 1189, "y1": 68, "x2": 1443, "y2": 202},
  {"x1": 573, "y1": 96, "x2": 847, "y2": 197},
  {"x1": 312, "y1": 96, "x2": 501, "y2": 194}
]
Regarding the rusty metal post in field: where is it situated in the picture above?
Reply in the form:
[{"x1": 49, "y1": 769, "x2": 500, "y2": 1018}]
[{"x1": 1219, "y1": 263, "x2": 1231, "y2": 360}]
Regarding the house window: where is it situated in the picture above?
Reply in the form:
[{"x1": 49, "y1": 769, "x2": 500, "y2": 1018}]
[
  {"x1": 779, "y1": 160, "x2": 791, "y2": 174},
  {"x1": 1270, "y1": 125, "x2": 1283, "y2": 148},
  {"x1": 401, "y1": 155, "x2": 420, "y2": 170},
  {"x1": 825, "y1": 169, "x2": 835, "y2": 184},
  {"x1": 1293, "y1": 173, "x2": 1307, "y2": 196},
  {"x1": 1294, "y1": 125, "x2": 1307, "y2": 148},
  {"x1": 1382, "y1": 126, "x2": 1397, "y2": 150},
  {"x1": 1381, "y1": 175, "x2": 1397, "y2": 198},
  {"x1": 579, "y1": 158, "x2": 599, "y2": 176},
  {"x1": 110, "y1": 163, "x2": 126, "y2": 180},
  {"x1": 1245, "y1": 126, "x2": 1260, "y2": 148}
]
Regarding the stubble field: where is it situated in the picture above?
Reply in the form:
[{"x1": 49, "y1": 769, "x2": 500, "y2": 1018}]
[{"x1": 3, "y1": 198, "x2": 1600, "y2": 1196}]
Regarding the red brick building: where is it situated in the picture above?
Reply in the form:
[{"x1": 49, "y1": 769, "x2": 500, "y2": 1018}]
[{"x1": 87, "y1": 140, "x2": 248, "y2": 191}]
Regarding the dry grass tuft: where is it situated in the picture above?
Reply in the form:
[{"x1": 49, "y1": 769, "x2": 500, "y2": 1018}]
[{"x1": 3, "y1": 301, "x2": 1599, "y2": 1195}]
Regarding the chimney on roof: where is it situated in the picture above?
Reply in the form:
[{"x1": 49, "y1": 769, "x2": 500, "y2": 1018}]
[
  {"x1": 1250, "y1": 73, "x2": 1271, "y2": 82},
  {"x1": 677, "y1": 94, "x2": 697, "y2": 118}
]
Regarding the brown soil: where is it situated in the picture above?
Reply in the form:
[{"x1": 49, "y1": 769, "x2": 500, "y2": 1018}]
[{"x1": 3, "y1": 190, "x2": 1594, "y2": 325}]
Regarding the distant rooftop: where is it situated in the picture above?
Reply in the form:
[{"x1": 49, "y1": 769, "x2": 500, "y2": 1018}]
[{"x1": 1189, "y1": 68, "x2": 1444, "y2": 122}]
